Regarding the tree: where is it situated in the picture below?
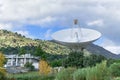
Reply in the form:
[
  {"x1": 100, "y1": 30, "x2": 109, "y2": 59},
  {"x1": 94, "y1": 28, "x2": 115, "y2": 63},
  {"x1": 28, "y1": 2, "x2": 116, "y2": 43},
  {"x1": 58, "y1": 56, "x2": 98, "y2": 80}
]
[
  {"x1": 39, "y1": 60, "x2": 51, "y2": 75},
  {"x1": 107, "y1": 59, "x2": 120, "y2": 67},
  {"x1": 0, "y1": 53, "x2": 6, "y2": 79},
  {"x1": 50, "y1": 59, "x2": 62, "y2": 67},
  {"x1": 24, "y1": 62, "x2": 34, "y2": 71},
  {"x1": 63, "y1": 51, "x2": 106, "y2": 68},
  {"x1": 34, "y1": 45, "x2": 46, "y2": 60},
  {"x1": 19, "y1": 47, "x2": 26, "y2": 55},
  {"x1": 83, "y1": 54, "x2": 106, "y2": 67},
  {"x1": 63, "y1": 51, "x2": 84, "y2": 68},
  {"x1": 109, "y1": 63, "x2": 120, "y2": 77},
  {"x1": 0, "y1": 53, "x2": 6, "y2": 67},
  {"x1": 38, "y1": 45, "x2": 51, "y2": 75}
]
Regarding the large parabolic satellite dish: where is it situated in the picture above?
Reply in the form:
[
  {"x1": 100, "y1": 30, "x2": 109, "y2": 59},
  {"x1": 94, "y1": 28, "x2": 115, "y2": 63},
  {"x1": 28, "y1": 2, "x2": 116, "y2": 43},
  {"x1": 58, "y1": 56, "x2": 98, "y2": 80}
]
[{"x1": 52, "y1": 19, "x2": 101, "y2": 50}]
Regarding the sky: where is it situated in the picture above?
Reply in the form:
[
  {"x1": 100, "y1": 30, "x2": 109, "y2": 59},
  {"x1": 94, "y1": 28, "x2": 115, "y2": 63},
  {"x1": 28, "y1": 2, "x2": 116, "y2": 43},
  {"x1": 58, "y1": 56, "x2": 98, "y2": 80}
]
[{"x1": 0, "y1": 0, "x2": 120, "y2": 54}]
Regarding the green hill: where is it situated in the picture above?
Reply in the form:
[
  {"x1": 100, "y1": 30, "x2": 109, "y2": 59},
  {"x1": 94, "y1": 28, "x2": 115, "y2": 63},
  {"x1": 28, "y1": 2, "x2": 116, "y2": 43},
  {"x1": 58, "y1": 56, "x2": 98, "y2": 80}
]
[
  {"x1": 0, "y1": 29, "x2": 69, "y2": 55},
  {"x1": 0, "y1": 29, "x2": 118, "y2": 59},
  {"x1": 0, "y1": 30, "x2": 38, "y2": 47}
]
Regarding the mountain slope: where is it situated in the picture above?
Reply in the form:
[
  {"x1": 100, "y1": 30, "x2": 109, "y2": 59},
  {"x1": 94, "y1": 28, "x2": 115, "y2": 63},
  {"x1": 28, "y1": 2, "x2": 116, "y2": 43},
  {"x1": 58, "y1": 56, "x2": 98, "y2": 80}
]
[
  {"x1": 0, "y1": 29, "x2": 119, "y2": 59},
  {"x1": 0, "y1": 30, "x2": 38, "y2": 47},
  {"x1": 0, "y1": 29, "x2": 69, "y2": 54},
  {"x1": 50, "y1": 40, "x2": 119, "y2": 59},
  {"x1": 86, "y1": 44, "x2": 120, "y2": 59}
]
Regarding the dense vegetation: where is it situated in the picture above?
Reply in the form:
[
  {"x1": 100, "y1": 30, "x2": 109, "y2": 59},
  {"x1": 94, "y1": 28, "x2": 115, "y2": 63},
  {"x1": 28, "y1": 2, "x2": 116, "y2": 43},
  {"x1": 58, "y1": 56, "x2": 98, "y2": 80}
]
[
  {"x1": 63, "y1": 51, "x2": 106, "y2": 68},
  {"x1": 56, "y1": 61, "x2": 110, "y2": 80},
  {"x1": 0, "y1": 49, "x2": 120, "y2": 80},
  {"x1": 0, "y1": 29, "x2": 120, "y2": 80},
  {"x1": 3, "y1": 59, "x2": 120, "y2": 80}
]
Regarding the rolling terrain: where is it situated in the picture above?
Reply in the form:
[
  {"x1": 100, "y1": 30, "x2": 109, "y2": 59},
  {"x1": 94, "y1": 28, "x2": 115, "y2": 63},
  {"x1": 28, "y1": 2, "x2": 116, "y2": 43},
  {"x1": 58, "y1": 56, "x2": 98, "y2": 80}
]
[{"x1": 0, "y1": 29, "x2": 119, "y2": 59}]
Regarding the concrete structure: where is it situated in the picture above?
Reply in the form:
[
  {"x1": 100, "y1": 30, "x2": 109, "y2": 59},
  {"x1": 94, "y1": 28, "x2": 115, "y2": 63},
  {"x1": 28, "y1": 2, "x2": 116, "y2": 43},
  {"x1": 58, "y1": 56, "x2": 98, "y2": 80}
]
[{"x1": 5, "y1": 54, "x2": 39, "y2": 69}]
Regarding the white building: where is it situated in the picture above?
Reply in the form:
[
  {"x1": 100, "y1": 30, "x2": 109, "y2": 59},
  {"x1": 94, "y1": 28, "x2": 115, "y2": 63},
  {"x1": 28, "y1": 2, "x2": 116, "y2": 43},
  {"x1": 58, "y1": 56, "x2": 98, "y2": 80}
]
[{"x1": 5, "y1": 54, "x2": 39, "y2": 69}]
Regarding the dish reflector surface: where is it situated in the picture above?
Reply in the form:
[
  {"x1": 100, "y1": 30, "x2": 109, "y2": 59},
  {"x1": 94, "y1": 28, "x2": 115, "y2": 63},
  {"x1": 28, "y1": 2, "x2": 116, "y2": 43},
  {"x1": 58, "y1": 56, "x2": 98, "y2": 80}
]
[{"x1": 52, "y1": 28, "x2": 101, "y2": 43}]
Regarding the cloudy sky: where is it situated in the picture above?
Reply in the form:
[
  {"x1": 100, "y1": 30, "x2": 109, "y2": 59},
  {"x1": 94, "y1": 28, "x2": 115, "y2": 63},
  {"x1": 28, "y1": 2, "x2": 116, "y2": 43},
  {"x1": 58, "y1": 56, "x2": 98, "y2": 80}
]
[{"x1": 0, "y1": 0, "x2": 120, "y2": 54}]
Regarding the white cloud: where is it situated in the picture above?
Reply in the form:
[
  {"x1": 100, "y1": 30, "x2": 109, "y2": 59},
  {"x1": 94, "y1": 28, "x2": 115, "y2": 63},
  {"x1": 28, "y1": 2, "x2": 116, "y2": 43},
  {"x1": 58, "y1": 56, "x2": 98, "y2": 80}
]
[
  {"x1": 0, "y1": 23, "x2": 13, "y2": 30},
  {"x1": 100, "y1": 38, "x2": 120, "y2": 54},
  {"x1": 40, "y1": 16, "x2": 56, "y2": 24},
  {"x1": 29, "y1": 16, "x2": 57, "y2": 27},
  {"x1": 104, "y1": 46, "x2": 120, "y2": 55},
  {"x1": 44, "y1": 29, "x2": 52, "y2": 40},
  {"x1": 87, "y1": 19, "x2": 104, "y2": 27}
]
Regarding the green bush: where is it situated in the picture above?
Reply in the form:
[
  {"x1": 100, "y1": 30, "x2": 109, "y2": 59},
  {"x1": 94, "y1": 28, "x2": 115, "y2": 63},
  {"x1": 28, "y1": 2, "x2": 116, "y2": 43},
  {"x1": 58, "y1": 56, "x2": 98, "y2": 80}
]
[
  {"x1": 64, "y1": 51, "x2": 106, "y2": 68},
  {"x1": 107, "y1": 59, "x2": 120, "y2": 67},
  {"x1": 63, "y1": 51, "x2": 84, "y2": 68},
  {"x1": 55, "y1": 67, "x2": 76, "y2": 80},
  {"x1": 109, "y1": 63, "x2": 120, "y2": 77},
  {"x1": 83, "y1": 54, "x2": 106, "y2": 67},
  {"x1": 50, "y1": 59, "x2": 62, "y2": 67},
  {"x1": 24, "y1": 62, "x2": 35, "y2": 71},
  {"x1": 0, "y1": 71, "x2": 7, "y2": 80},
  {"x1": 86, "y1": 61, "x2": 110, "y2": 80},
  {"x1": 113, "y1": 77, "x2": 120, "y2": 80},
  {"x1": 73, "y1": 61, "x2": 110, "y2": 80},
  {"x1": 73, "y1": 68, "x2": 86, "y2": 80}
]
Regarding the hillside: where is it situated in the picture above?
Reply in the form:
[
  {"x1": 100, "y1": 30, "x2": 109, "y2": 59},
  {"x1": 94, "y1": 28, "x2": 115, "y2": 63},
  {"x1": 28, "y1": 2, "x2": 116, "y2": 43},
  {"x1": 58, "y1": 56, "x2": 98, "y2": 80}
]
[
  {"x1": 0, "y1": 29, "x2": 119, "y2": 59},
  {"x1": 86, "y1": 44, "x2": 120, "y2": 59},
  {"x1": 0, "y1": 30, "x2": 39, "y2": 47},
  {"x1": 0, "y1": 29, "x2": 69, "y2": 55}
]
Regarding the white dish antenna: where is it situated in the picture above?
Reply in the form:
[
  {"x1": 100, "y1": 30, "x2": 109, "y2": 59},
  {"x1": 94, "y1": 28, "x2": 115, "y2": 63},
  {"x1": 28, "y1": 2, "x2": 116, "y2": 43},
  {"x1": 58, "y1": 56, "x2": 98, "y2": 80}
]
[{"x1": 51, "y1": 19, "x2": 101, "y2": 50}]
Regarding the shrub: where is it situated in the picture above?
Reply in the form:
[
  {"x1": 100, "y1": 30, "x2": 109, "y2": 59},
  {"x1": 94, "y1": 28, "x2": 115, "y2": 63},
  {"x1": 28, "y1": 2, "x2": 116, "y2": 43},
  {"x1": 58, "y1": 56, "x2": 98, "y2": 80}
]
[
  {"x1": 73, "y1": 68, "x2": 86, "y2": 80},
  {"x1": 64, "y1": 51, "x2": 106, "y2": 68},
  {"x1": 0, "y1": 53, "x2": 6, "y2": 80},
  {"x1": 55, "y1": 67, "x2": 76, "y2": 80},
  {"x1": 24, "y1": 62, "x2": 35, "y2": 71},
  {"x1": 39, "y1": 60, "x2": 51, "y2": 75},
  {"x1": 86, "y1": 61, "x2": 110, "y2": 80},
  {"x1": 83, "y1": 54, "x2": 106, "y2": 67},
  {"x1": 107, "y1": 59, "x2": 120, "y2": 67},
  {"x1": 50, "y1": 59, "x2": 62, "y2": 67},
  {"x1": 73, "y1": 61, "x2": 110, "y2": 80},
  {"x1": 63, "y1": 51, "x2": 84, "y2": 68},
  {"x1": 109, "y1": 63, "x2": 120, "y2": 77},
  {"x1": 113, "y1": 77, "x2": 120, "y2": 80}
]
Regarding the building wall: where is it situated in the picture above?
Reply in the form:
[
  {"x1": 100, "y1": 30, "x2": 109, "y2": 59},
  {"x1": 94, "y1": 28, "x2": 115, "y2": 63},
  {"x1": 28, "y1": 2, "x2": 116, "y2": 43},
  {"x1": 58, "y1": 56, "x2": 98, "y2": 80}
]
[{"x1": 5, "y1": 54, "x2": 39, "y2": 69}]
